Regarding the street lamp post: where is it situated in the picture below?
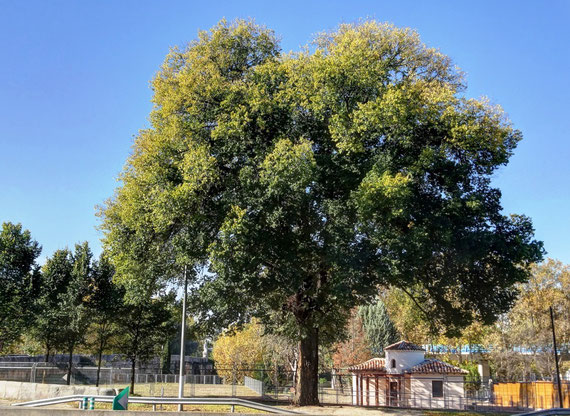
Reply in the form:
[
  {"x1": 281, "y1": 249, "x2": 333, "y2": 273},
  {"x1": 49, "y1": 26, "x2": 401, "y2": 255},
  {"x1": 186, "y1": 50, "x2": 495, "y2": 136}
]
[
  {"x1": 178, "y1": 265, "x2": 188, "y2": 411},
  {"x1": 550, "y1": 306, "x2": 564, "y2": 408}
]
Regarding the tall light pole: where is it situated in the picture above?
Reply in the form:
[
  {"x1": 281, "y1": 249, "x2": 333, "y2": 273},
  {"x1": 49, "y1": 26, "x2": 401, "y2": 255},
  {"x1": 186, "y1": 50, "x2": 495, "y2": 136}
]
[
  {"x1": 178, "y1": 265, "x2": 188, "y2": 411},
  {"x1": 550, "y1": 306, "x2": 564, "y2": 409}
]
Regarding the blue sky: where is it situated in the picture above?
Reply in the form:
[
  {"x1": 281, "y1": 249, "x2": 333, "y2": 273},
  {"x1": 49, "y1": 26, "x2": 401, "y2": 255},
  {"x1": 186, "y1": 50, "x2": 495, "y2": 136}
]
[{"x1": 0, "y1": 0, "x2": 568, "y2": 264}]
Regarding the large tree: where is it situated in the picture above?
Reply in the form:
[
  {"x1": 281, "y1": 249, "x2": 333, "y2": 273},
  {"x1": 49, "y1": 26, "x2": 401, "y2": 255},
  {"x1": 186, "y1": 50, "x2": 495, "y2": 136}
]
[
  {"x1": 0, "y1": 222, "x2": 41, "y2": 353},
  {"x1": 100, "y1": 20, "x2": 543, "y2": 404}
]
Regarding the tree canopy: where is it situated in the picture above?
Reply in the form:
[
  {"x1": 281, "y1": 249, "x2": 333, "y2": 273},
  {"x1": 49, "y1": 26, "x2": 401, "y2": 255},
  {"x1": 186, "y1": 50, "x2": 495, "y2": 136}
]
[{"x1": 100, "y1": 19, "x2": 543, "y2": 404}]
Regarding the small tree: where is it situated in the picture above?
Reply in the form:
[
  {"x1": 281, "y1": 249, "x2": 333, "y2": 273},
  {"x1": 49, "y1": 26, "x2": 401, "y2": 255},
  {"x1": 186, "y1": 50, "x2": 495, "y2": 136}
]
[
  {"x1": 32, "y1": 249, "x2": 74, "y2": 362},
  {"x1": 32, "y1": 243, "x2": 94, "y2": 384},
  {"x1": 332, "y1": 310, "x2": 373, "y2": 369},
  {"x1": 56, "y1": 242, "x2": 94, "y2": 385},
  {"x1": 114, "y1": 293, "x2": 176, "y2": 394},
  {"x1": 358, "y1": 299, "x2": 399, "y2": 355},
  {"x1": 212, "y1": 320, "x2": 265, "y2": 383},
  {"x1": 86, "y1": 253, "x2": 124, "y2": 386},
  {"x1": 0, "y1": 222, "x2": 41, "y2": 353}
]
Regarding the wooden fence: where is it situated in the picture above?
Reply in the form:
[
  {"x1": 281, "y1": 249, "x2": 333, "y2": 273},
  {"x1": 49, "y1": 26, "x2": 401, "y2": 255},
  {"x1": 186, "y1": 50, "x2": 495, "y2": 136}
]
[{"x1": 493, "y1": 381, "x2": 570, "y2": 409}]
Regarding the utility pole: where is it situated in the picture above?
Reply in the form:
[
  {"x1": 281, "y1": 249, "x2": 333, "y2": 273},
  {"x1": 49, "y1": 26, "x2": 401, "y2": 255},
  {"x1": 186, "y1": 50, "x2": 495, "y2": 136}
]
[
  {"x1": 178, "y1": 265, "x2": 188, "y2": 411},
  {"x1": 550, "y1": 306, "x2": 564, "y2": 408}
]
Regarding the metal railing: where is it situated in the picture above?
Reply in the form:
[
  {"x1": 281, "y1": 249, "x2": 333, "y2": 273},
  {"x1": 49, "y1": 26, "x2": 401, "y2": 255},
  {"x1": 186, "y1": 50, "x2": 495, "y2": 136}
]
[
  {"x1": 12, "y1": 395, "x2": 303, "y2": 414},
  {"x1": 2, "y1": 365, "x2": 568, "y2": 412}
]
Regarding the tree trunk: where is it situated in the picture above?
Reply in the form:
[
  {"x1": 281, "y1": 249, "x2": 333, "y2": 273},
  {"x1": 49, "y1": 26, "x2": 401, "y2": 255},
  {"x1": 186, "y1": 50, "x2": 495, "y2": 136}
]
[
  {"x1": 294, "y1": 326, "x2": 319, "y2": 406},
  {"x1": 66, "y1": 346, "x2": 74, "y2": 386},
  {"x1": 130, "y1": 357, "x2": 136, "y2": 394},
  {"x1": 44, "y1": 344, "x2": 50, "y2": 363},
  {"x1": 96, "y1": 339, "x2": 104, "y2": 387}
]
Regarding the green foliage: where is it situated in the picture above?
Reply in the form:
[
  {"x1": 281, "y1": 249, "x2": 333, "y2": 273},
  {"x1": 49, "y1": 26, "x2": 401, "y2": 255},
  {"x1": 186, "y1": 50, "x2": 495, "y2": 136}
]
[
  {"x1": 358, "y1": 300, "x2": 399, "y2": 355},
  {"x1": 31, "y1": 242, "x2": 95, "y2": 370},
  {"x1": 85, "y1": 253, "x2": 125, "y2": 385},
  {"x1": 112, "y1": 292, "x2": 177, "y2": 394},
  {"x1": 31, "y1": 248, "x2": 73, "y2": 359},
  {"x1": 100, "y1": 19, "x2": 543, "y2": 403},
  {"x1": 113, "y1": 294, "x2": 176, "y2": 364},
  {"x1": 56, "y1": 242, "x2": 93, "y2": 352},
  {"x1": 457, "y1": 361, "x2": 481, "y2": 393},
  {"x1": 0, "y1": 222, "x2": 41, "y2": 352}
]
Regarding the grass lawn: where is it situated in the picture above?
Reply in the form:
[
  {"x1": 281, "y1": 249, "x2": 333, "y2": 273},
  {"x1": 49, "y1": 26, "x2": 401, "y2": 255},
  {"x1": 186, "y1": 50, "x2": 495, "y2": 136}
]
[{"x1": 108, "y1": 382, "x2": 259, "y2": 398}]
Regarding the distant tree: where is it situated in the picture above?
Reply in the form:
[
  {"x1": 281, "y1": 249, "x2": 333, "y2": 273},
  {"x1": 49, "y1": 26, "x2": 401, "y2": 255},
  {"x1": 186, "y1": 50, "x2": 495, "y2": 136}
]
[
  {"x1": 0, "y1": 222, "x2": 41, "y2": 353},
  {"x1": 99, "y1": 19, "x2": 544, "y2": 404},
  {"x1": 260, "y1": 332, "x2": 298, "y2": 385},
  {"x1": 86, "y1": 253, "x2": 124, "y2": 386},
  {"x1": 358, "y1": 299, "x2": 399, "y2": 355},
  {"x1": 509, "y1": 259, "x2": 570, "y2": 354},
  {"x1": 486, "y1": 259, "x2": 570, "y2": 380},
  {"x1": 32, "y1": 249, "x2": 74, "y2": 362},
  {"x1": 56, "y1": 242, "x2": 94, "y2": 385},
  {"x1": 332, "y1": 310, "x2": 372, "y2": 369},
  {"x1": 31, "y1": 243, "x2": 94, "y2": 383},
  {"x1": 113, "y1": 293, "x2": 176, "y2": 394},
  {"x1": 456, "y1": 361, "x2": 481, "y2": 393},
  {"x1": 212, "y1": 320, "x2": 265, "y2": 383}
]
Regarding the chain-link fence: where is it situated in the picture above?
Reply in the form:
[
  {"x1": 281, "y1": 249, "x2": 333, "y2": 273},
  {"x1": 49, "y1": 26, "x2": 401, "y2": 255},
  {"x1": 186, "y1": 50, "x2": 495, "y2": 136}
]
[{"x1": 1, "y1": 363, "x2": 568, "y2": 411}]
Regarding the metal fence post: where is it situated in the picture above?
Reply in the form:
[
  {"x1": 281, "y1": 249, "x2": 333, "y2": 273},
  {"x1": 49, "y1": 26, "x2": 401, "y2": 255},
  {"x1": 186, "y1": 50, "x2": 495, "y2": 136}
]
[
  {"x1": 30, "y1": 363, "x2": 37, "y2": 383},
  {"x1": 336, "y1": 383, "x2": 339, "y2": 404},
  {"x1": 273, "y1": 370, "x2": 278, "y2": 404}
]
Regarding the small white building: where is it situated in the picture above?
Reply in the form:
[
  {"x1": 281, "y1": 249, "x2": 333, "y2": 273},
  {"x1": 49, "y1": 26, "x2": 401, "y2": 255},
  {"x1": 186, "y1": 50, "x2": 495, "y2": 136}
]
[{"x1": 349, "y1": 340, "x2": 468, "y2": 409}]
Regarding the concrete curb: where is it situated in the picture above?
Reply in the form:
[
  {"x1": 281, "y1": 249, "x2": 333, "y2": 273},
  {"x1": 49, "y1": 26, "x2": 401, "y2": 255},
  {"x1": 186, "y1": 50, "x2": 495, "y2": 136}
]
[{"x1": 0, "y1": 381, "x2": 115, "y2": 401}]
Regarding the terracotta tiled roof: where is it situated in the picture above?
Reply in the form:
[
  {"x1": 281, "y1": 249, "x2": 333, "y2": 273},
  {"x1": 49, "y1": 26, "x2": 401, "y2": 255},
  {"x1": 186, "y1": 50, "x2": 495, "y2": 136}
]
[
  {"x1": 348, "y1": 358, "x2": 386, "y2": 372},
  {"x1": 384, "y1": 340, "x2": 425, "y2": 351},
  {"x1": 405, "y1": 359, "x2": 468, "y2": 375}
]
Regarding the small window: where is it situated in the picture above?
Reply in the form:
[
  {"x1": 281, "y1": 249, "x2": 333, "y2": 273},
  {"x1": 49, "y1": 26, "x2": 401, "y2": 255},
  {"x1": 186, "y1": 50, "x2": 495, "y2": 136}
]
[
  {"x1": 432, "y1": 380, "x2": 443, "y2": 398},
  {"x1": 391, "y1": 359, "x2": 396, "y2": 368}
]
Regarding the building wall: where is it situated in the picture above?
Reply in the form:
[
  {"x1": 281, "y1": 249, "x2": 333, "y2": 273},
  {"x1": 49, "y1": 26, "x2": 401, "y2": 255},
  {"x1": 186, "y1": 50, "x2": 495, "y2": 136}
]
[
  {"x1": 384, "y1": 351, "x2": 424, "y2": 374},
  {"x1": 351, "y1": 370, "x2": 465, "y2": 410},
  {"x1": 407, "y1": 375, "x2": 464, "y2": 409}
]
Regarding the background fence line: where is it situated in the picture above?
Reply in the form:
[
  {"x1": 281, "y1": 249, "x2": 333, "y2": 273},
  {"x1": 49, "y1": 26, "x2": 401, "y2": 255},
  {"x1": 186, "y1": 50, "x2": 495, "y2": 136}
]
[{"x1": 1, "y1": 363, "x2": 568, "y2": 412}]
